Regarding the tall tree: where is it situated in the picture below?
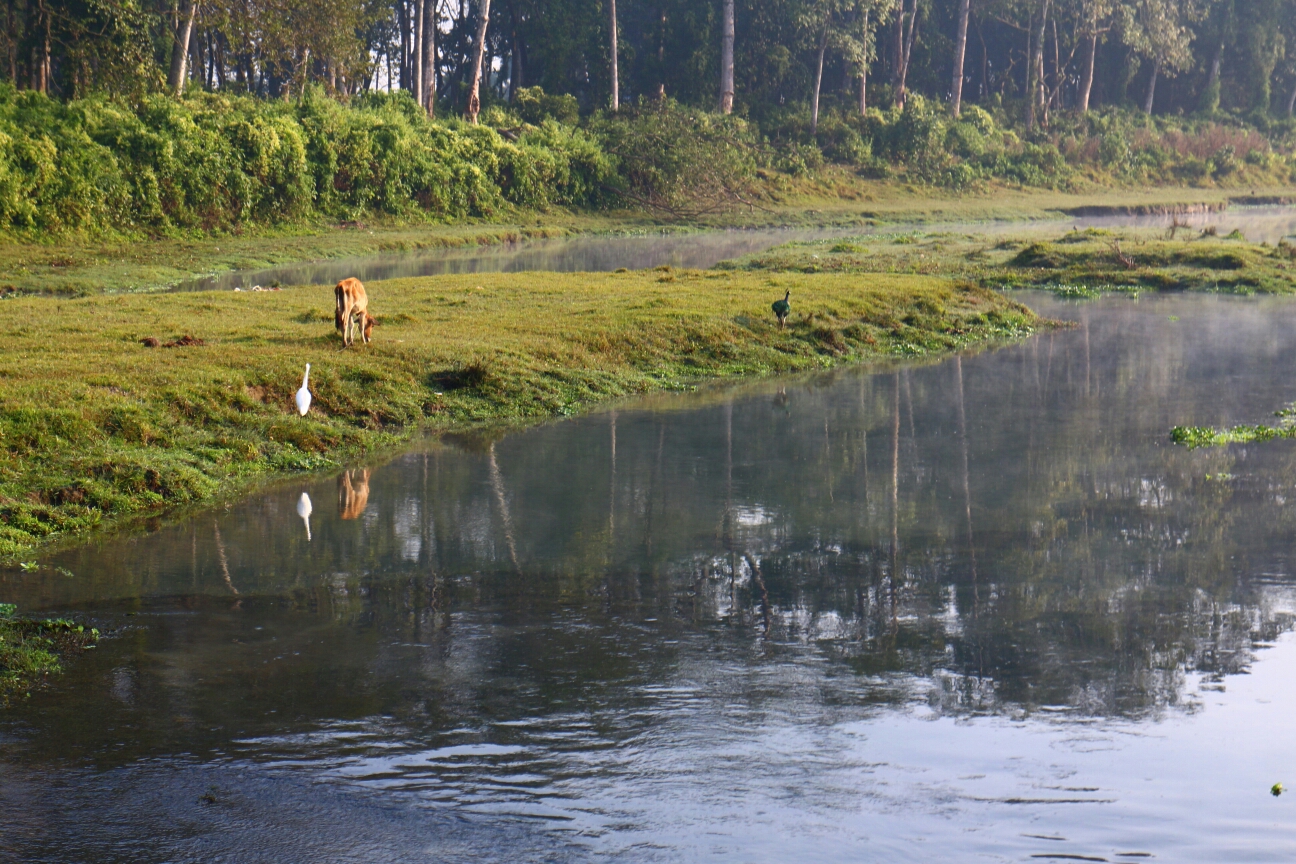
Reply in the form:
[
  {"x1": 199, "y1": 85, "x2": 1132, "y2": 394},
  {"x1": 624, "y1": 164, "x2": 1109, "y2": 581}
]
[
  {"x1": 168, "y1": 0, "x2": 200, "y2": 94},
  {"x1": 608, "y1": 0, "x2": 619, "y2": 109},
  {"x1": 951, "y1": 0, "x2": 972, "y2": 116},
  {"x1": 1026, "y1": 0, "x2": 1050, "y2": 131},
  {"x1": 720, "y1": 0, "x2": 735, "y2": 112},
  {"x1": 467, "y1": 0, "x2": 492, "y2": 122},
  {"x1": 1119, "y1": 0, "x2": 1203, "y2": 114}
]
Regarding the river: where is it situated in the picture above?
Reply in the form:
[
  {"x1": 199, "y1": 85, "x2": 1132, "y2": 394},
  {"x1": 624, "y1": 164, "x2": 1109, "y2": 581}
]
[
  {"x1": 4, "y1": 289, "x2": 1296, "y2": 861},
  {"x1": 175, "y1": 204, "x2": 1296, "y2": 291}
]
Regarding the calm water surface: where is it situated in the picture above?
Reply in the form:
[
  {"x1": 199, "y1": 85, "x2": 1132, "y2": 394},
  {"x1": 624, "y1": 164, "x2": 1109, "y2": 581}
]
[
  {"x1": 176, "y1": 205, "x2": 1296, "y2": 291},
  {"x1": 6, "y1": 293, "x2": 1296, "y2": 862}
]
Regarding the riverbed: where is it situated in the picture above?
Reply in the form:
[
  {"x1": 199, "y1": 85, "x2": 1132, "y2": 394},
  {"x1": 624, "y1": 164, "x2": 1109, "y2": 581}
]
[{"x1": 4, "y1": 290, "x2": 1296, "y2": 861}]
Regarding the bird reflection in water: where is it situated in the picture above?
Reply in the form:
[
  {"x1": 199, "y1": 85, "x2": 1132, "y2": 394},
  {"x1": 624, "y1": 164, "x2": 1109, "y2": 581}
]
[
  {"x1": 338, "y1": 469, "x2": 371, "y2": 520},
  {"x1": 296, "y1": 492, "x2": 313, "y2": 540}
]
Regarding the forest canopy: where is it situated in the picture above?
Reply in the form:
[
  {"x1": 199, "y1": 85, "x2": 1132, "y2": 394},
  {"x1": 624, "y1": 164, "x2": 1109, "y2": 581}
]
[
  {"x1": 3, "y1": 0, "x2": 1296, "y2": 236},
  {"x1": 5, "y1": 0, "x2": 1296, "y2": 120}
]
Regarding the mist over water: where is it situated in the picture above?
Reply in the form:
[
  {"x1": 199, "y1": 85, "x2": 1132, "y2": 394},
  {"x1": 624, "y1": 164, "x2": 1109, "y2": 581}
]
[
  {"x1": 6, "y1": 293, "x2": 1296, "y2": 861},
  {"x1": 174, "y1": 205, "x2": 1296, "y2": 292}
]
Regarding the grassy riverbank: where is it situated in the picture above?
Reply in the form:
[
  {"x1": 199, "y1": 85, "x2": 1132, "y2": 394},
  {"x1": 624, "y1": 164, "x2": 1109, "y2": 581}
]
[
  {"x1": 6, "y1": 181, "x2": 1293, "y2": 296},
  {"x1": 0, "y1": 269, "x2": 1035, "y2": 556},
  {"x1": 721, "y1": 224, "x2": 1296, "y2": 296}
]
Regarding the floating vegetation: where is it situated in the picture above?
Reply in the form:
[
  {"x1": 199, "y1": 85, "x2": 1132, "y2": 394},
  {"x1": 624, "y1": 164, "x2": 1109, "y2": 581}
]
[{"x1": 1171, "y1": 400, "x2": 1296, "y2": 448}]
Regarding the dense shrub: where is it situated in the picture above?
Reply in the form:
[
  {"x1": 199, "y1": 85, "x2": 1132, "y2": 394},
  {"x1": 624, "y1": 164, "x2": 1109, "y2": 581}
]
[
  {"x1": 591, "y1": 98, "x2": 764, "y2": 218},
  {"x1": 0, "y1": 84, "x2": 615, "y2": 235}
]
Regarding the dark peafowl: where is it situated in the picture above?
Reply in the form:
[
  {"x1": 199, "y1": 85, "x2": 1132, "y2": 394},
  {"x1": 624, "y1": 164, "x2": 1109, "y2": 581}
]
[{"x1": 772, "y1": 290, "x2": 791, "y2": 329}]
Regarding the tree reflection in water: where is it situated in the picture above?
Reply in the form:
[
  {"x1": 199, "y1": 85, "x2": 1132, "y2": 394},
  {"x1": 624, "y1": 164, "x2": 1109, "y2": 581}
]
[{"x1": 14, "y1": 293, "x2": 1296, "y2": 735}]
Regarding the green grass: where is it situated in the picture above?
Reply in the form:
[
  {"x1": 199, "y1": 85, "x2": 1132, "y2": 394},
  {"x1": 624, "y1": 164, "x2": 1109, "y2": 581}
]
[
  {"x1": 0, "y1": 269, "x2": 1037, "y2": 555},
  {"x1": 0, "y1": 603, "x2": 98, "y2": 703},
  {"x1": 721, "y1": 225, "x2": 1296, "y2": 296}
]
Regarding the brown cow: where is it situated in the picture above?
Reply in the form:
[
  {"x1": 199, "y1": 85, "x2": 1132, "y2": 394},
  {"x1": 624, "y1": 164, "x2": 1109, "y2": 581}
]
[
  {"x1": 335, "y1": 277, "x2": 376, "y2": 347},
  {"x1": 338, "y1": 468, "x2": 371, "y2": 520}
]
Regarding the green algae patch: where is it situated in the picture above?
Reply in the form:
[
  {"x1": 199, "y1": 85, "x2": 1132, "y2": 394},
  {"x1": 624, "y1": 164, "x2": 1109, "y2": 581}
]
[
  {"x1": 0, "y1": 270, "x2": 1037, "y2": 554},
  {"x1": 0, "y1": 603, "x2": 98, "y2": 704}
]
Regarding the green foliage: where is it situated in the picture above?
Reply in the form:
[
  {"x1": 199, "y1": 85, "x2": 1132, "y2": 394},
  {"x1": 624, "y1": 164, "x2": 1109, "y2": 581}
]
[
  {"x1": 0, "y1": 85, "x2": 615, "y2": 236},
  {"x1": 592, "y1": 98, "x2": 764, "y2": 218},
  {"x1": 514, "y1": 87, "x2": 581, "y2": 126}
]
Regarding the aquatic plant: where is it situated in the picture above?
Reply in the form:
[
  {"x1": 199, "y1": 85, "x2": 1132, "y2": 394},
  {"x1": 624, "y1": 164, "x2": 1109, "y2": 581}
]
[{"x1": 0, "y1": 602, "x2": 98, "y2": 704}]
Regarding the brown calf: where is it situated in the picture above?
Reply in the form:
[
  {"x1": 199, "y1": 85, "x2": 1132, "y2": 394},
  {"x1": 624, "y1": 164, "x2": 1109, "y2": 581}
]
[{"x1": 334, "y1": 277, "x2": 376, "y2": 347}]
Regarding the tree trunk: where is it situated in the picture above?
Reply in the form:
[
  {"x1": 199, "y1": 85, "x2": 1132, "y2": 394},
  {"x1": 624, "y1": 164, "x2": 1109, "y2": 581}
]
[
  {"x1": 859, "y1": 8, "x2": 869, "y2": 114},
  {"x1": 1026, "y1": 0, "x2": 1049, "y2": 132},
  {"x1": 423, "y1": 0, "x2": 436, "y2": 114},
  {"x1": 1078, "y1": 30, "x2": 1097, "y2": 112},
  {"x1": 811, "y1": 26, "x2": 828, "y2": 133},
  {"x1": 399, "y1": 0, "x2": 410, "y2": 91},
  {"x1": 38, "y1": 3, "x2": 50, "y2": 94},
  {"x1": 1288, "y1": 79, "x2": 1296, "y2": 116},
  {"x1": 892, "y1": 4, "x2": 904, "y2": 90},
  {"x1": 896, "y1": 0, "x2": 918, "y2": 107},
  {"x1": 414, "y1": 0, "x2": 425, "y2": 103},
  {"x1": 1201, "y1": 40, "x2": 1223, "y2": 113},
  {"x1": 168, "y1": 0, "x2": 198, "y2": 95},
  {"x1": 720, "y1": 0, "x2": 735, "y2": 113},
  {"x1": 1143, "y1": 56, "x2": 1159, "y2": 114},
  {"x1": 467, "y1": 0, "x2": 492, "y2": 123},
  {"x1": 608, "y1": 0, "x2": 619, "y2": 110},
  {"x1": 950, "y1": 0, "x2": 970, "y2": 117}
]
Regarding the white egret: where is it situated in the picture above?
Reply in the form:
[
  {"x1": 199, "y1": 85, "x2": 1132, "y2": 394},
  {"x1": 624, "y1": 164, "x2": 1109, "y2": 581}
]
[
  {"x1": 295, "y1": 364, "x2": 312, "y2": 416},
  {"x1": 297, "y1": 492, "x2": 313, "y2": 541}
]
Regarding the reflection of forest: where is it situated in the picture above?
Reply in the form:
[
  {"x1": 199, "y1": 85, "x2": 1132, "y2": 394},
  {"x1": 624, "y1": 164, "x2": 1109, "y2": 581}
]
[{"x1": 26, "y1": 296, "x2": 1296, "y2": 722}]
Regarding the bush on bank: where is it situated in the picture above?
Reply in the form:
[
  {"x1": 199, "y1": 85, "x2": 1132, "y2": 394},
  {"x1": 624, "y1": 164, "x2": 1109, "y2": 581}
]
[
  {"x1": 0, "y1": 84, "x2": 615, "y2": 234},
  {"x1": 3, "y1": 82, "x2": 1296, "y2": 237}
]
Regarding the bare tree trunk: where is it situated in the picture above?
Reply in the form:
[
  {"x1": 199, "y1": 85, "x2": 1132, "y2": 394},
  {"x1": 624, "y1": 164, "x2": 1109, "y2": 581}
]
[
  {"x1": 168, "y1": 0, "x2": 199, "y2": 95},
  {"x1": 608, "y1": 0, "x2": 619, "y2": 110},
  {"x1": 892, "y1": 4, "x2": 904, "y2": 91},
  {"x1": 36, "y1": 2, "x2": 50, "y2": 94},
  {"x1": 811, "y1": 26, "x2": 828, "y2": 133},
  {"x1": 1143, "y1": 56, "x2": 1159, "y2": 114},
  {"x1": 951, "y1": 0, "x2": 970, "y2": 116},
  {"x1": 1078, "y1": 30, "x2": 1097, "y2": 111},
  {"x1": 414, "y1": 0, "x2": 425, "y2": 103},
  {"x1": 1288, "y1": 79, "x2": 1296, "y2": 116},
  {"x1": 467, "y1": 0, "x2": 492, "y2": 123},
  {"x1": 423, "y1": 0, "x2": 436, "y2": 114},
  {"x1": 895, "y1": 0, "x2": 918, "y2": 107},
  {"x1": 859, "y1": 8, "x2": 869, "y2": 114},
  {"x1": 720, "y1": 0, "x2": 735, "y2": 112},
  {"x1": 1201, "y1": 40, "x2": 1223, "y2": 112},
  {"x1": 399, "y1": 0, "x2": 410, "y2": 91},
  {"x1": 1026, "y1": 0, "x2": 1049, "y2": 132}
]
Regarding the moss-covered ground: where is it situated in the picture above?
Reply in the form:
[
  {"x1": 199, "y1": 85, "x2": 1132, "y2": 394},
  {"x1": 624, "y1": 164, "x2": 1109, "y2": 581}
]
[{"x1": 0, "y1": 269, "x2": 1036, "y2": 555}]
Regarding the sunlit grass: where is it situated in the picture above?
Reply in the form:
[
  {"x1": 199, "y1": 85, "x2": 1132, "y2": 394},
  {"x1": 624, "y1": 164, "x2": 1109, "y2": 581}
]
[{"x1": 0, "y1": 269, "x2": 1036, "y2": 554}]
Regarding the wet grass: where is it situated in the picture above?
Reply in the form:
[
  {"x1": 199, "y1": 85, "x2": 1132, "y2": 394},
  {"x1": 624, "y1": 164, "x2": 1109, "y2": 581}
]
[
  {"x1": 720, "y1": 225, "x2": 1296, "y2": 296},
  {"x1": 0, "y1": 602, "x2": 98, "y2": 703},
  {"x1": 0, "y1": 269, "x2": 1037, "y2": 555}
]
